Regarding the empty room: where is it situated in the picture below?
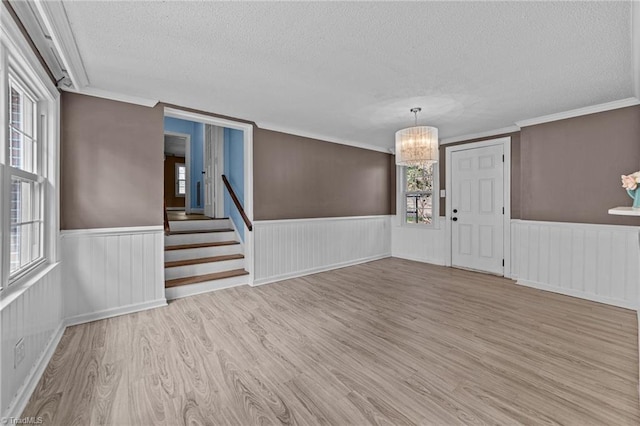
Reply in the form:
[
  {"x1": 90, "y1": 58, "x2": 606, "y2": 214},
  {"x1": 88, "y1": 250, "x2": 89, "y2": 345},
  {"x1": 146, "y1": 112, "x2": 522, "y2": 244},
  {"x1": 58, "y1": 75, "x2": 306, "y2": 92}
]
[{"x1": 1, "y1": 1, "x2": 640, "y2": 425}]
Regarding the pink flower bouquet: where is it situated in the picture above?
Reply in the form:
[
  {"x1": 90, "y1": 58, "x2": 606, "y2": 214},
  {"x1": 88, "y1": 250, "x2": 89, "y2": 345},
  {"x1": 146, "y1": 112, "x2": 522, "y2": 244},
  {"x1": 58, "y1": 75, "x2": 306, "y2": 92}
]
[{"x1": 621, "y1": 172, "x2": 640, "y2": 191}]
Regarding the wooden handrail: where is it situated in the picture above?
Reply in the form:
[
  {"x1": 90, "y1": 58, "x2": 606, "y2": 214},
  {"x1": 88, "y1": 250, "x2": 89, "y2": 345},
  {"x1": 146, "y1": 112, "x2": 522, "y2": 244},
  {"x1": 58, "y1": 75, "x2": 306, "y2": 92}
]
[
  {"x1": 163, "y1": 200, "x2": 171, "y2": 235},
  {"x1": 222, "y1": 175, "x2": 253, "y2": 231}
]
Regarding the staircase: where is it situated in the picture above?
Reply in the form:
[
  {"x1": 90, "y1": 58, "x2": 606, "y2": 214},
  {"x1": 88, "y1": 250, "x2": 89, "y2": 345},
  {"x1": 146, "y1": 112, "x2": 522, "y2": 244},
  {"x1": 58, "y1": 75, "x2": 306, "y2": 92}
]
[{"x1": 164, "y1": 217, "x2": 249, "y2": 299}]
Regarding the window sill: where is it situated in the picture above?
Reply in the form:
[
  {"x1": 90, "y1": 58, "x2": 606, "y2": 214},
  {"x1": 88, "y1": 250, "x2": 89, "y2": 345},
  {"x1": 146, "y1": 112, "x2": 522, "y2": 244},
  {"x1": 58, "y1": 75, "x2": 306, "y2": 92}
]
[
  {"x1": 0, "y1": 262, "x2": 60, "y2": 310},
  {"x1": 398, "y1": 219, "x2": 441, "y2": 231}
]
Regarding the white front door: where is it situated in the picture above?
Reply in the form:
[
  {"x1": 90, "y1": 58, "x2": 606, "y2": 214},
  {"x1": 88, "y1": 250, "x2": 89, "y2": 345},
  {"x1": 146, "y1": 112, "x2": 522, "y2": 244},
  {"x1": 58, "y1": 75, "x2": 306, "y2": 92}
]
[{"x1": 451, "y1": 144, "x2": 504, "y2": 275}]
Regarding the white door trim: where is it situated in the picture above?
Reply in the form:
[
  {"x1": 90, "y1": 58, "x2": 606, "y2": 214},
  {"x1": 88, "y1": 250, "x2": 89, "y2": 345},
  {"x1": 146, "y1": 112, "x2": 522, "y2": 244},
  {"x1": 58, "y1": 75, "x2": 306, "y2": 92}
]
[
  {"x1": 164, "y1": 131, "x2": 191, "y2": 214},
  {"x1": 445, "y1": 137, "x2": 511, "y2": 278},
  {"x1": 164, "y1": 107, "x2": 255, "y2": 285}
]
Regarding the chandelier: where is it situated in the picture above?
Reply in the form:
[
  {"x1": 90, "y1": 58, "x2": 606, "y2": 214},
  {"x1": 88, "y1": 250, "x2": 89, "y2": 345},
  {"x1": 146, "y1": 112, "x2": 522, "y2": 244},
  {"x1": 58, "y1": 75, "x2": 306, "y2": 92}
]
[{"x1": 395, "y1": 107, "x2": 438, "y2": 166}]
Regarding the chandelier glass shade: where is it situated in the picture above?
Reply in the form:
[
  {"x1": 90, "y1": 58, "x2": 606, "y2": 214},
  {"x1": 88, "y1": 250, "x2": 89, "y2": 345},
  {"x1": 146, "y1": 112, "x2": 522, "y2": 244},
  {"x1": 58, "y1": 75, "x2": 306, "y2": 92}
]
[{"x1": 395, "y1": 108, "x2": 438, "y2": 166}]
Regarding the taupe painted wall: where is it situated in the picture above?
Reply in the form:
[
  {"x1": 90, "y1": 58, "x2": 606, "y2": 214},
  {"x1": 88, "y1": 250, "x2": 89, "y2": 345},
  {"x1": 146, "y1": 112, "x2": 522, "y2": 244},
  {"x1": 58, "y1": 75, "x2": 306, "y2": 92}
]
[
  {"x1": 438, "y1": 132, "x2": 521, "y2": 218},
  {"x1": 61, "y1": 96, "x2": 396, "y2": 228},
  {"x1": 520, "y1": 105, "x2": 640, "y2": 226},
  {"x1": 61, "y1": 92, "x2": 164, "y2": 229},
  {"x1": 438, "y1": 107, "x2": 640, "y2": 225},
  {"x1": 60, "y1": 92, "x2": 640, "y2": 228},
  {"x1": 254, "y1": 129, "x2": 395, "y2": 220}
]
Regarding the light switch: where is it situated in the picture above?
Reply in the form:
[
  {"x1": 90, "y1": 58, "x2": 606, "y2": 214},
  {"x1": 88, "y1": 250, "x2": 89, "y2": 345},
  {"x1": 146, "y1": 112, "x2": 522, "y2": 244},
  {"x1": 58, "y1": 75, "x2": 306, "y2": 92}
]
[{"x1": 440, "y1": 189, "x2": 446, "y2": 198}]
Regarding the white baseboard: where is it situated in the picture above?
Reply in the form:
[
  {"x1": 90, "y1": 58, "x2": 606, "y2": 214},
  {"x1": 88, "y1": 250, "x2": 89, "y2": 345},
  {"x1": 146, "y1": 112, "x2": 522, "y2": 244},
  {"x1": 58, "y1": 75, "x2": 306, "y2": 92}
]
[
  {"x1": 391, "y1": 253, "x2": 446, "y2": 266},
  {"x1": 252, "y1": 253, "x2": 391, "y2": 286},
  {"x1": 64, "y1": 298, "x2": 167, "y2": 327},
  {"x1": 4, "y1": 321, "x2": 65, "y2": 419},
  {"x1": 517, "y1": 279, "x2": 637, "y2": 310}
]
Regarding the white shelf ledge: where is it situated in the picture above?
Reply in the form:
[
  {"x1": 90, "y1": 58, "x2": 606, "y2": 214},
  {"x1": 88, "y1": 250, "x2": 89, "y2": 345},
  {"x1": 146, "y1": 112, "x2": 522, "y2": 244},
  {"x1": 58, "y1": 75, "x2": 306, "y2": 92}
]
[{"x1": 608, "y1": 207, "x2": 640, "y2": 216}]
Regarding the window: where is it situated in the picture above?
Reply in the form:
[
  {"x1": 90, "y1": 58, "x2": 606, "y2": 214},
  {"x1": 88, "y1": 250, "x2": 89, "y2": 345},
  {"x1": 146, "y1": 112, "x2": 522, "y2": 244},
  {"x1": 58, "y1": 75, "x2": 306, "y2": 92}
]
[
  {"x1": 1, "y1": 18, "x2": 58, "y2": 291},
  {"x1": 403, "y1": 163, "x2": 437, "y2": 225},
  {"x1": 175, "y1": 163, "x2": 186, "y2": 197},
  {"x1": 7, "y1": 76, "x2": 45, "y2": 279}
]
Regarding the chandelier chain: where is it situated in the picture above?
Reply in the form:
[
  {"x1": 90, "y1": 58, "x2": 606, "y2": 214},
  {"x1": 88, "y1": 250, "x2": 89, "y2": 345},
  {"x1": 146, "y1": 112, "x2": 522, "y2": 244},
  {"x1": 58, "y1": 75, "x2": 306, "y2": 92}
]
[{"x1": 410, "y1": 107, "x2": 421, "y2": 126}]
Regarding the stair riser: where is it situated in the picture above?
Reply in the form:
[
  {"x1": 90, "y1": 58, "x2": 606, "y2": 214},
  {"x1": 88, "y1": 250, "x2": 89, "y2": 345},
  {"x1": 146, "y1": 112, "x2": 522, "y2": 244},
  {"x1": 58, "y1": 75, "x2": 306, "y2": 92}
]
[
  {"x1": 164, "y1": 245, "x2": 242, "y2": 262},
  {"x1": 165, "y1": 231, "x2": 236, "y2": 246},
  {"x1": 169, "y1": 219, "x2": 231, "y2": 232},
  {"x1": 165, "y1": 274, "x2": 249, "y2": 300},
  {"x1": 165, "y1": 258, "x2": 245, "y2": 279}
]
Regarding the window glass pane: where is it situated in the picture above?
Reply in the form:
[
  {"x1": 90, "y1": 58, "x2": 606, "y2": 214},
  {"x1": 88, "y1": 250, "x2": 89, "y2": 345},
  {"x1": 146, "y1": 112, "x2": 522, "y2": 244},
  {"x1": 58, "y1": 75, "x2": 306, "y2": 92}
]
[
  {"x1": 178, "y1": 181, "x2": 186, "y2": 194},
  {"x1": 10, "y1": 224, "x2": 20, "y2": 273},
  {"x1": 405, "y1": 164, "x2": 433, "y2": 192},
  {"x1": 405, "y1": 194, "x2": 432, "y2": 224},
  {"x1": 23, "y1": 95, "x2": 35, "y2": 138},
  {"x1": 10, "y1": 127, "x2": 23, "y2": 169},
  {"x1": 19, "y1": 223, "x2": 31, "y2": 269},
  {"x1": 10, "y1": 86, "x2": 21, "y2": 126},
  {"x1": 10, "y1": 177, "x2": 43, "y2": 275},
  {"x1": 11, "y1": 178, "x2": 40, "y2": 223},
  {"x1": 9, "y1": 86, "x2": 37, "y2": 173},
  {"x1": 31, "y1": 221, "x2": 42, "y2": 263}
]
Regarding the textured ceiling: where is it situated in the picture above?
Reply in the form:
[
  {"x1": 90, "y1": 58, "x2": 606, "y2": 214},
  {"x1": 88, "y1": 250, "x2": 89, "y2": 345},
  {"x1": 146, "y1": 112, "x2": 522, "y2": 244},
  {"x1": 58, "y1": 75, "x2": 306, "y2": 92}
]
[{"x1": 62, "y1": 1, "x2": 634, "y2": 149}]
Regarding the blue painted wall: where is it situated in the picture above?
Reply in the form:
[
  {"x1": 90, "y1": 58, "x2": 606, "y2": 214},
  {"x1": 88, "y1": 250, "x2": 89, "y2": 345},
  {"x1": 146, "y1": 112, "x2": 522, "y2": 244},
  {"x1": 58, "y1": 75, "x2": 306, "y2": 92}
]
[
  {"x1": 164, "y1": 117, "x2": 204, "y2": 210},
  {"x1": 224, "y1": 128, "x2": 245, "y2": 241}
]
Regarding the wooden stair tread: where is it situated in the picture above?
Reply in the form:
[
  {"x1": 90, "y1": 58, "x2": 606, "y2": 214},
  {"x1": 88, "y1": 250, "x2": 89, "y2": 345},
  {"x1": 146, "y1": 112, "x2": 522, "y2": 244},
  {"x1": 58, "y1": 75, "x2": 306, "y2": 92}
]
[
  {"x1": 165, "y1": 241, "x2": 239, "y2": 251},
  {"x1": 165, "y1": 269, "x2": 249, "y2": 288},
  {"x1": 165, "y1": 254, "x2": 244, "y2": 268},
  {"x1": 169, "y1": 228, "x2": 234, "y2": 235},
  {"x1": 168, "y1": 217, "x2": 229, "y2": 222}
]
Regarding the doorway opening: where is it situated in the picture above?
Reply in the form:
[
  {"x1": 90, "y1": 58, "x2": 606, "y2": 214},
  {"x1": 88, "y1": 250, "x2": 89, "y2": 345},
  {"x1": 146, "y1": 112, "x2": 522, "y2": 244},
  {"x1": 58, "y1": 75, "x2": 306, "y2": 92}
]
[
  {"x1": 163, "y1": 107, "x2": 254, "y2": 284},
  {"x1": 164, "y1": 131, "x2": 190, "y2": 213}
]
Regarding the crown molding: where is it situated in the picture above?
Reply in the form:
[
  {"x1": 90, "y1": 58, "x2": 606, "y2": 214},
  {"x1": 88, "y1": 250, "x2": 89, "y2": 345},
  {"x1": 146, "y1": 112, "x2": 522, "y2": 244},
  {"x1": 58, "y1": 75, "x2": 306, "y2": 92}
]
[
  {"x1": 31, "y1": 0, "x2": 88, "y2": 91},
  {"x1": 63, "y1": 86, "x2": 159, "y2": 108},
  {"x1": 633, "y1": 0, "x2": 640, "y2": 98},
  {"x1": 515, "y1": 97, "x2": 640, "y2": 128},
  {"x1": 257, "y1": 122, "x2": 391, "y2": 154},
  {"x1": 440, "y1": 126, "x2": 521, "y2": 145}
]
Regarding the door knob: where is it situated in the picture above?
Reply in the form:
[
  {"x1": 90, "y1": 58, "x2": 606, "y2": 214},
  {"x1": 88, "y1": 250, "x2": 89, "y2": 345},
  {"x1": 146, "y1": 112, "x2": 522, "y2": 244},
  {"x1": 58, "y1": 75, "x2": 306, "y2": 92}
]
[{"x1": 452, "y1": 217, "x2": 458, "y2": 221}]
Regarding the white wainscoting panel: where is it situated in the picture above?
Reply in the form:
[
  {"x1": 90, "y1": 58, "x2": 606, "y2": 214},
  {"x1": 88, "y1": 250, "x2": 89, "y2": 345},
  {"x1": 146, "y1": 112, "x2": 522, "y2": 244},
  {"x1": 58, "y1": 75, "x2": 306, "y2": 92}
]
[
  {"x1": 1, "y1": 264, "x2": 63, "y2": 418},
  {"x1": 61, "y1": 227, "x2": 167, "y2": 324},
  {"x1": 512, "y1": 220, "x2": 640, "y2": 309},
  {"x1": 253, "y1": 216, "x2": 391, "y2": 285},
  {"x1": 391, "y1": 217, "x2": 446, "y2": 266}
]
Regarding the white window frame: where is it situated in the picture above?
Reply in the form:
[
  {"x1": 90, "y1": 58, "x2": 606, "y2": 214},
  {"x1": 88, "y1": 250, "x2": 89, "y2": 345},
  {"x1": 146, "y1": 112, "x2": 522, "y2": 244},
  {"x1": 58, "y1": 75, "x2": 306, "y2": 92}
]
[
  {"x1": 1, "y1": 6, "x2": 60, "y2": 295},
  {"x1": 175, "y1": 162, "x2": 186, "y2": 197},
  {"x1": 7, "y1": 71, "x2": 45, "y2": 281},
  {"x1": 398, "y1": 162, "x2": 439, "y2": 229}
]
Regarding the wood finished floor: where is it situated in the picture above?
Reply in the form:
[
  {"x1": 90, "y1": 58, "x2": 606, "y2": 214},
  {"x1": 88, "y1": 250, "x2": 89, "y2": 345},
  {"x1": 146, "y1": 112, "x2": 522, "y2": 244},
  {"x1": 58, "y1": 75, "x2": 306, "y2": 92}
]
[
  {"x1": 22, "y1": 258, "x2": 639, "y2": 425},
  {"x1": 166, "y1": 211, "x2": 217, "y2": 221}
]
